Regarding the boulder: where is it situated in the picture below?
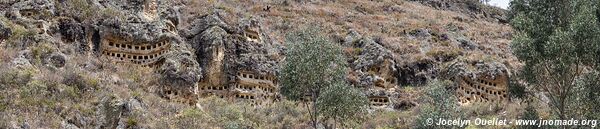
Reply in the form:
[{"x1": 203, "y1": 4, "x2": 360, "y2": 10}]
[
  {"x1": 12, "y1": 50, "x2": 33, "y2": 69},
  {"x1": 158, "y1": 52, "x2": 202, "y2": 88},
  {"x1": 95, "y1": 96, "x2": 125, "y2": 129},
  {"x1": 95, "y1": 96, "x2": 148, "y2": 129},
  {"x1": 408, "y1": 28, "x2": 431, "y2": 39},
  {"x1": 48, "y1": 53, "x2": 66, "y2": 68},
  {"x1": 57, "y1": 18, "x2": 85, "y2": 42},
  {"x1": 0, "y1": 20, "x2": 11, "y2": 41},
  {"x1": 343, "y1": 29, "x2": 362, "y2": 46}
]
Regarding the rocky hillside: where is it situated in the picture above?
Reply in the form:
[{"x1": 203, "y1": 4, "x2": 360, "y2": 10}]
[{"x1": 0, "y1": 0, "x2": 518, "y2": 128}]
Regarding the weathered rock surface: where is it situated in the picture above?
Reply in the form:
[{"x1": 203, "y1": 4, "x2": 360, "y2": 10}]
[
  {"x1": 47, "y1": 52, "x2": 66, "y2": 68},
  {"x1": 183, "y1": 11, "x2": 283, "y2": 106},
  {"x1": 56, "y1": 18, "x2": 85, "y2": 43},
  {"x1": 95, "y1": 96, "x2": 147, "y2": 129},
  {"x1": 0, "y1": 20, "x2": 11, "y2": 41},
  {"x1": 353, "y1": 38, "x2": 398, "y2": 88},
  {"x1": 348, "y1": 33, "x2": 405, "y2": 109},
  {"x1": 444, "y1": 59, "x2": 510, "y2": 105},
  {"x1": 0, "y1": 0, "x2": 521, "y2": 128},
  {"x1": 88, "y1": 0, "x2": 202, "y2": 104},
  {"x1": 397, "y1": 57, "x2": 438, "y2": 86},
  {"x1": 0, "y1": 1, "x2": 517, "y2": 128}
]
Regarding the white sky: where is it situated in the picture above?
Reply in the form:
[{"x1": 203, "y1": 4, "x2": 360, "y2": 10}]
[{"x1": 487, "y1": 0, "x2": 511, "y2": 9}]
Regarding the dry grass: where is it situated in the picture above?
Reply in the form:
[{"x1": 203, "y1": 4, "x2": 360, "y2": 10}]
[
  {"x1": 165, "y1": 96, "x2": 311, "y2": 128},
  {"x1": 0, "y1": 48, "x2": 189, "y2": 128},
  {"x1": 0, "y1": 0, "x2": 520, "y2": 128},
  {"x1": 0, "y1": 47, "x2": 18, "y2": 63},
  {"x1": 183, "y1": 0, "x2": 515, "y2": 68}
]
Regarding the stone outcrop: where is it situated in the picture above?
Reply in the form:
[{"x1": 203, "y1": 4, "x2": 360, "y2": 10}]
[
  {"x1": 351, "y1": 36, "x2": 407, "y2": 109},
  {"x1": 446, "y1": 60, "x2": 509, "y2": 105},
  {"x1": 91, "y1": 0, "x2": 201, "y2": 104},
  {"x1": 0, "y1": 0, "x2": 203, "y2": 104},
  {"x1": 3, "y1": 0, "x2": 56, "y2": 21},
  {"x1": 57, "y1": 18, "x2": 85, "y2": 43},
  {"x1": 0, "y1": 20, "x2": 11, "y2": 42},
  {"x1": 183, "y1": 12, "x2": 283, "y2": 107},
  {"x1": 98, "y1": 20, "x2": 177, "y2": 66},
  {"x1": 0, "y1": 0, "x2": 521, "y2": 128},
  {"x1": 95, "y1": 96, "x2": 147, "y2": 129},
  {"x1": 0, "y1": 0, "x2": 512, "y2": 115},
  {"x1": 47, "y1": 52, "x2": 66, "y2": 68},
  {"x1": 353, "y1": 38, "x2": 399, "y2": 89},
  {"x1": 1, "y1": 0, "x2": 59, "y2": 49}
]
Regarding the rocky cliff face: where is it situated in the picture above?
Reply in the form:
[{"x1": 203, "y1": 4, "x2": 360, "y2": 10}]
[
  {"x1": 183, "y1": 12, "x2": 284, "y2": 106},
  {"x1": 0, "y1": 0, "x2": 516, "y2": 128},
  {"x1": 0, "y1": 0, "x2": 514, "y2": 104}
]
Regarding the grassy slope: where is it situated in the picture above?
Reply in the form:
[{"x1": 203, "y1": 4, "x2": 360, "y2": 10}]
[
  {"x1": 181, "y1": 0, "x2": 516, "y2": 66},
  {"x1": 0, "y1": 0, "x2": 536, "y2": 128}
]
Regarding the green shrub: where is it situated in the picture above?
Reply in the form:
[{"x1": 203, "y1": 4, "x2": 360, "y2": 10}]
[
  {"x1": 58, "y1": 0, "x2": 125, "y2": 23},
  {"x1": 508, "y1": 75, "x2": 526, "y2": 99},
  {"x1": 414, "y1": 80, "x2": 464, "y2": 129},
  {"x1": 363, "y1": 110, "x2": 414, "y2": 128},
  {"x1": 0, "y1": 95, "x2": 6, "y2": 111},
  {"x1": 281, "y1": 26, "x2": 368, "y2": 128},
  {"x1": 126, "y1": 117, "x2": 138, "y2": 127},
  {"x1": 0, "y1": 17, "x2": 35, "y2": 47},
  {"x1": 518, "y1": 103, "x2": 540, "y2": 129},
  {"x1": 176, "y1": 97, "x2": 254, "y2": 128},
  {"x1": 510, "y1": 0, "x2": 600, "y2": 120},
  {"x1": 261, "y1": 100, "x2": 307, "y2": 128},
  {"x1": 573, "y1": 71, "x2": 600, "y2": 120},
  {"x1": 317, "y1": 82, "x2": 368, "y2": 127},
  {"x1": 30, "y1": 43, "x2": 54, "y2": 65},
  {"x1": 0, "y1": 67, "x2": 34, "y2": 88},
  {"x1": 425, "y1": 48, "x2": 460, "y2": 61},
  {"x1": 20, "y1": 80, "x2": 48, "y2": 99},
  {"x1": 179, "y1": 97, "x2": 312, "y2": 128},
  {"x1": 60, "y1": 0, "x2": 95, "y2": 21},
  {"x1": 174, "y1": 108, "x2": 207, "y2": 128},
  {"x1": 61, "y1": 69, "x2": 99, "y2": 94}
]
